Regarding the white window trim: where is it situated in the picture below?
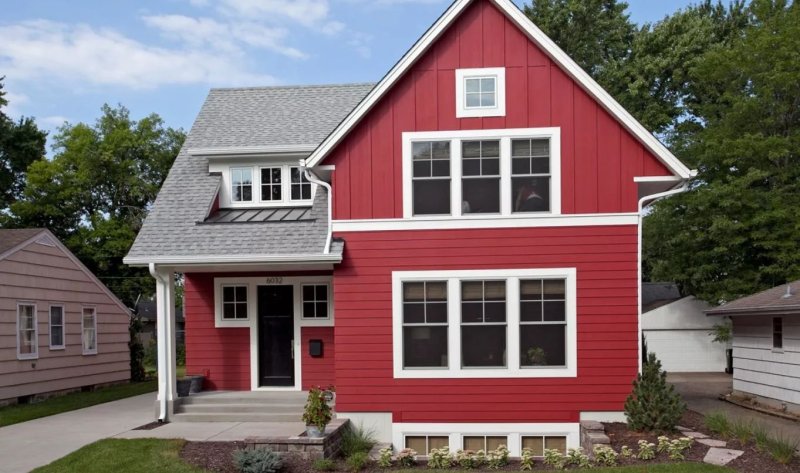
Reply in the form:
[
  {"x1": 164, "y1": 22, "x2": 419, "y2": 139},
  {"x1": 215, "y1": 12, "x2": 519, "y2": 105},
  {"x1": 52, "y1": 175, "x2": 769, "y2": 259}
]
[
  {"x1": 392, "y1": 268, "x2": 577, "y2": 379},
  {"x1": 211, "y1": 161, "x2": 317, "y2": 209},
  {"x1": 17, "y1": 302, "x2": 38, "y2": 360},
  {"x1": 219, "y1": 284, "x2": 250, "y2": 324},
  {"x1": 456, "y1": 67, "x2": 506, "y2": 118},
  {"x1": 49, "y1": 304, "x2": 66, "y2": 350},
  {"x1": 402, "y1": 128, "x2": 561, "y2": 219},
  {"x1": 393, "y1": 422, "x2": 580, "y2": 458},
  {"x1": 301, "y1": 283, "x2": 332, "y2": 320},
  {"x1": 230, "y1": 166, "x2": 255, "y2": 204},
  {"x1": 81, "y1": 306, "x2": 98, "y2": 356}
]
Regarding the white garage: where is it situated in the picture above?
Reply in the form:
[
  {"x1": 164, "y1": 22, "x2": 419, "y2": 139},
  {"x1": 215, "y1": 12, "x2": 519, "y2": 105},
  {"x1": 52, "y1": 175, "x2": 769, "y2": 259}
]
[{"x1": 642, "y1": 285, "x2": 728, "y2": 373}]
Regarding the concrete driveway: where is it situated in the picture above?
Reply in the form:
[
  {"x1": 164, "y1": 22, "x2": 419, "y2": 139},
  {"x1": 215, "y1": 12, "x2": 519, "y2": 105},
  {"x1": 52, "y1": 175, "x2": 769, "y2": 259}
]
[
  {"x1": 0, "y1": 392, "x2": 155, "y2": 473},
  {"x1": 669, "y1": 372, "x2": 800, "y2": 439}
]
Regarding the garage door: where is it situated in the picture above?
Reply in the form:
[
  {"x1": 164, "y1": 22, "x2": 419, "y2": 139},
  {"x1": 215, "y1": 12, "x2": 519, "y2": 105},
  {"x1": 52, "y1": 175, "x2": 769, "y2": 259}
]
[{"x1": 643, "y1": 329, "x2": 727, "y2": 372}]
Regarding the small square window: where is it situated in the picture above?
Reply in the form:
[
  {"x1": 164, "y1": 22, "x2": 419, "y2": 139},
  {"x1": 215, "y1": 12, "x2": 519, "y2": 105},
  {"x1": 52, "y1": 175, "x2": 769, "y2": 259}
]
[
  {"x1": 222, "y1": 285, "x2": 248, "y2": 320},
  {"x1": 302, "y1": 284, "x2": 329, "y2": 318},
  {"x1": 456, "y1": 68, "x2": 506, "y2": 118}
]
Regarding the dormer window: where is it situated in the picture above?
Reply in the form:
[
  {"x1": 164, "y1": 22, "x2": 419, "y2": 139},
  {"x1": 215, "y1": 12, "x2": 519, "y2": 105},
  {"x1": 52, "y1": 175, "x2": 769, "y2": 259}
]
[
  {"x1": 456, "y1": 68, "x2": 506, "y2": 118},
  {"x1": 217, "y1": 163, "x2": 316, "y2": 208},
  {"x1": 290, "y1": 167, "x2": 312, "y2": 200},
  {"x1": 260, "y1": 167, "x2": 282, "y2": 201},
  {"x1": 231, "y1": 167, "x2": 253, "y2": 202}
]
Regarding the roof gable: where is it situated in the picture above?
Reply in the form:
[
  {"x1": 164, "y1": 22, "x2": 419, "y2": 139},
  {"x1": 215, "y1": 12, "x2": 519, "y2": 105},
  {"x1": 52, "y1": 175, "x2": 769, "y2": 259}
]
[{"x1": 305, "y1": 0, "x2": 692, "y2": 180}]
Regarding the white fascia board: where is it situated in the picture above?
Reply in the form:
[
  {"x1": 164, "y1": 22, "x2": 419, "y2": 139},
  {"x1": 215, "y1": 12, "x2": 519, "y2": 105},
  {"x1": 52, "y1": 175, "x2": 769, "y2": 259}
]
[
  {"x1": 304, "y1": 0, "x2": 692, "y2": 180},
  {"x1": 633, "y1": 176, "x2": 683, "y2": 183},
  {"x1": 332, "y1": 213, "x2": 639, "y2": 232},
  {"x1": 124, "y1": 253, "x2": 343, "y2": 267},
  {"x1": 188, "y1": 144, "x2": 317, "y2": 157}
]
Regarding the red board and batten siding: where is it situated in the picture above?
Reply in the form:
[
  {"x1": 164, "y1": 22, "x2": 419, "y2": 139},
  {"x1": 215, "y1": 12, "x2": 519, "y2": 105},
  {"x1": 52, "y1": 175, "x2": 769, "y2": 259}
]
[
  {"x1": 333, "y1": 225, "x2": 639, "y2": 423},
  {"x1": 327, "y1": 0, "x2": 671, "y2": 220},
  {"x1": 184, "y1": 273, "x2": 335, "y2": 391}
]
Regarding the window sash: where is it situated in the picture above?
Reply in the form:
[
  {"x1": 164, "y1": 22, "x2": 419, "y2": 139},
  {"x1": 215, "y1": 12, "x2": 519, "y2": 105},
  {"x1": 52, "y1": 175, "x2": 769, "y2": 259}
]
[
  {"x1": 260, "y1": 167, "x2": 283, "y2": 202},
  {"x1": 464, "y1": 76, "x2": 497, "y2": 109},
  {"x1": 302, "y1": 284, "x2": 329, "y2": 319},
  {"x1": 402, "y1": 281, "x2": 449, "y2": 368},
  {"x1": 773, "y1": 317, "x2": 783, "y2": 349},
  {"x1": 18, "y1": 304, "x2": 37, "y2": 357},
  {"x1": 412, "y1": 141, "x2": 451, "y2": 216},
  {"x1": 222, "y1": 285, "x2": 248, "y2": 320},
  {"x1": 231, "y1": 167, "x2": 253, "y2": 202},
  {"x1": 290, "y1": 167, "x2": 312, "y2": 201},
  {"x1": 82, "y1": 308, "x2": 97, "y2": 354},
  {"x1": 49, "y1": 306, "x2": 65, "y2": 349}
]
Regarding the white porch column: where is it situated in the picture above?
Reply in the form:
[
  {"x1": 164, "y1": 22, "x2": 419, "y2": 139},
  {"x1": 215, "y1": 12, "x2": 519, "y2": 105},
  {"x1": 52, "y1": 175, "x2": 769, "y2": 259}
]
[{"x1": 151, "y1": 264, "x2": 177, "y2": 420}]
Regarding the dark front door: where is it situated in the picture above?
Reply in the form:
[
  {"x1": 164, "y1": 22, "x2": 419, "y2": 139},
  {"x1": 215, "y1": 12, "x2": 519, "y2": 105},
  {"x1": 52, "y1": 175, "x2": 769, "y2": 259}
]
[{"x1": 258, "y1": 285, "x2": 295, "y2": 387}]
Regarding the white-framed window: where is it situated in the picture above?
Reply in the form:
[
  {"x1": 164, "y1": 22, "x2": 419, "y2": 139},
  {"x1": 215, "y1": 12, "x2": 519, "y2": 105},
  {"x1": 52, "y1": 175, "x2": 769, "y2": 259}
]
[
  {"x1": 17, "y1": 302, "x2": 38, "y2": 360},
  {"x1": 456, "y1": 67, "x2": 506, "y2": 118},
  {"x1": 290, "y1": 167, "x2": 312, "y2": 201},
  {"x1": 222, "y1": 285, "x2": 249, "y2": 320},
  {"x1": 402, "y1": 128, "x2": 561, "y2": 219},
  {"x1": 521, "y1": 435, "x2": 568, "y2": 456},
  {"x1": 49, "y1": 305, "x2": 65, "y2": 350},
  {"x1": 302, "y1": 284, "x2": 330, "y2": 319},
  {"x1": 260, "y1": 167, "x2": 283, "y2": 202},
  {"x1": 231, "y1": 167, "x2": 254, "y2": 202},
  {"x1": 81, "y1": 307, "x2": 97, "y2": 355},
  {"x1": 464, "y1": 435, "x2": 508, "y2": 451},
  {"x1": 773, "y1": 317, "x2": 783, "y2": 351},
  {"x1": 404, "y1": 435, "x2": 450, "y2": 455},
  {"x1": 392, "y1": 268, "x2": 577, "y2": 378}
]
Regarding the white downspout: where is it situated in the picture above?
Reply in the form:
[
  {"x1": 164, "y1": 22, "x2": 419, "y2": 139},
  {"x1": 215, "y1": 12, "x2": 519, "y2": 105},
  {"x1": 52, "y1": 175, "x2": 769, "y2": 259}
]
[
  {"x1": 637, "y1": 181, "x2": 691, "y2": 374},
  {"x1": 149, "y1": 263, "x2": 168, "y2": 422},
  {"x1": 300, "y1": 159, "x2": 333, "y2": 254}
]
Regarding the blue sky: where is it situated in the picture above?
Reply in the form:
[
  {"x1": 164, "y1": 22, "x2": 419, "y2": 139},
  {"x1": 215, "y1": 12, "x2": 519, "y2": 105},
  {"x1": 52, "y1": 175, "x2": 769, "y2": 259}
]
[{"x1": 2, "y1": 0, "x2": 700, "y2": 145}]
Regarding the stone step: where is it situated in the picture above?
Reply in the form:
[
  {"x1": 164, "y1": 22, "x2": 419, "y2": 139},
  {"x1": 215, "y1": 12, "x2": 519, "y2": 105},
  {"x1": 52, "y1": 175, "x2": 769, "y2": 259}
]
[
  {"x1": 177, "y1": 403, "x2": 304, "y2": 414},
  {"x1": 171, "y1": 412, "x2": 303, "y2": 423}
]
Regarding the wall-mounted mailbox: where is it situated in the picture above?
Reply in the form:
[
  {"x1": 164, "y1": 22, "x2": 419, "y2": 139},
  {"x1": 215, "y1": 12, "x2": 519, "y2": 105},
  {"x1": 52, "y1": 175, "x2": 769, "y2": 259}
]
[{"x1": 309, "y1": 339, "x2": 323, "y2": 357}]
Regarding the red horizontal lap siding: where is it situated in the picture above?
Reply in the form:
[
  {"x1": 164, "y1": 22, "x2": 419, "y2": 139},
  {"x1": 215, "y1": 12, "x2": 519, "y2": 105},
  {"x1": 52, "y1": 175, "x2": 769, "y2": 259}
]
[
  {"x1": 332, "y1": 224, "x2": 639, "y2": 423},
  {"x1": 301, "y1": 327, "x2": 336, "y2": 390},
  {"x1": 325, "y1": 0, "x2": 673, "y2": 220}
]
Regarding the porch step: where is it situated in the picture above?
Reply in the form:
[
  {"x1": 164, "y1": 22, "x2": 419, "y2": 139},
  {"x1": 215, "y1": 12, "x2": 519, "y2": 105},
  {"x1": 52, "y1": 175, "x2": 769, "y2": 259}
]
[
  {"x1": 176, "y1": 403, "x2": 304, "y2": 414},
  {"x1": 171, "y1": 391, "x2": 320, "y2": 423},
  {"x1": 171, "y1": 412, "x2": 303, "y2": 423}
]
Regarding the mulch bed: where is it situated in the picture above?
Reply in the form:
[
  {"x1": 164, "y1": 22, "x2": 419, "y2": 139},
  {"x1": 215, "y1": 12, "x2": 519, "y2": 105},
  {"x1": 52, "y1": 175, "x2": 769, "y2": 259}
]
[{"x1": 181, "y1": 441, "x2": 243, "y2": 473}]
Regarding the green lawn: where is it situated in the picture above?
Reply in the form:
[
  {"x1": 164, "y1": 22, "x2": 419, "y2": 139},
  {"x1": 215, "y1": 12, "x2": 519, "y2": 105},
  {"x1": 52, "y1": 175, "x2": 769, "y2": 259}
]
[
  {"x1": 0, "y1": 380, "x2": 156, "y2": 428},
  {"x1": 31, "y1": 439, "x2": 205, "y2": 473},
  {"x1": 145, "y1": 365, "x2": 187, "y2": 379}
]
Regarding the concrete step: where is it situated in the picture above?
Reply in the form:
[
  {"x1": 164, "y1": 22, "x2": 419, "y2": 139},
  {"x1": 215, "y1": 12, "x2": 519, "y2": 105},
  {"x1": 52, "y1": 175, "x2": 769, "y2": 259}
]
[
  {"x1": 176, "y1": 403, "x2": 304, "y2": 414},
  {"x1": 171, "y1": 412, "x2": 303, "y2": 423},
  {"x1": 180, "y1": 394, "x2": 308, "y2": 406}
]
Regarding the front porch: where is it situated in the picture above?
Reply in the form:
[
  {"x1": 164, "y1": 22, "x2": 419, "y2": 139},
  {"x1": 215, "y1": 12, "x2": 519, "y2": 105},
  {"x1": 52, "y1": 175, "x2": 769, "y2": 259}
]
[{"x1": 172, "y1": 390, "x2": 312, "y2": 423}]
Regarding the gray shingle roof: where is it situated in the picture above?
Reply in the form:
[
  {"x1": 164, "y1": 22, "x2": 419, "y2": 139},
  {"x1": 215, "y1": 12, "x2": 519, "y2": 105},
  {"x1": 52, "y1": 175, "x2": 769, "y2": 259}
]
[
  {"x1": 706, "y1": 280, "x2": 800, "y2": 316},
  {"x1": 0, "y1": 228, "x2": 45, "y2": 255},
  {"x1": 125, "y1": 83, "x2": 374, "y2": 263}
]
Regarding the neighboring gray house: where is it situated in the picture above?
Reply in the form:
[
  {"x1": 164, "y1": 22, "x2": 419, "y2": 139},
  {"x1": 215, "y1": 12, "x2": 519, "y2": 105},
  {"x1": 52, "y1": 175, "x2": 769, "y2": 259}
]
[
  {"x1": 707, "y1": 280, "x2": 800, "y2": 416},
  {"x1": 642, "y1": 283, "x2": 726, "y2": 372},
  {"x1": 0, "y1": 229, "x2": 131, "y2": 404}
]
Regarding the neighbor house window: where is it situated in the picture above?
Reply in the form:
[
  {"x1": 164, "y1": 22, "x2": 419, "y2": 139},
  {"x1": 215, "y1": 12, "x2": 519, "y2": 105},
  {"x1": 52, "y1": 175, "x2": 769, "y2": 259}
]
[
  {"x1": 412, "y1": 141, "x2": 451, "y2": 215},
  {"x1": 405, "y1": 435, "x2": 449, "y2": 455},
  {"x1": 49, "y1": 305, "x2": 65, "y2": 349},
  {"x1": 461, "y1": 140, "x2": 501, "y2": 214},
  {"x1": 290, "y1": 167, "x2": 312, "y2": 201},
  {"x1": 260, "y1": 167, "x2": 282, "y2": 202},
  {"x1": 456, "y1": 68, "x2": 506, "y2": 118},
  {"x1": 302, "y1": 284, "x2": 329, "y2": 319},
  {"x1": 512, "y1": 139, "x2": 551, "y2": 213},
  {"x1": 773, "y1": 317, "x2": 783, "y2": 350},
  {"x1": 520, "y1": 279, "x2": 567, "y2": 367},
  {"x1": 82, "y1": 307, "x2": 97, "y2": 355},
  {"x1": 393, "y1": 269, "x2": 576, "y2": 378},
  {"x1": 222, "y1": 285, "x2": 248, "y2": 320},
  {"x1": 17, "y1": 303, "x2": 38, "y2": 360},
  {"x1": 231, "y1": 167, "x2": 253, "y2": 202},
  {"x1": 463, "y1": 435, "x2": 508, "y2": 451},
  {"x1": 403, "y1": 282, "x2": 448, "y2": 368},
  {"x1": 521, "y1": 436, "x2": 567, "y2": 456}
]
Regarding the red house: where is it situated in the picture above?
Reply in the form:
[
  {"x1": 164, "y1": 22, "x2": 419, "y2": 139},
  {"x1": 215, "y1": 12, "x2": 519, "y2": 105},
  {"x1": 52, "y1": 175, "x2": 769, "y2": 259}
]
[{"x1": 125, "y1": 0, "x2": 693, "y2": 454}]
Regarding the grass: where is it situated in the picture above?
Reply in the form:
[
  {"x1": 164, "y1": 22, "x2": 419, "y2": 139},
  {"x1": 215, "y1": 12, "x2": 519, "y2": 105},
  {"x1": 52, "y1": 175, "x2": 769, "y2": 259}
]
[
  {"x1": 340, "y1": 423, "x2": 377, "y2": 458},
  {"x1": 31, "y1": 439, "x2": 204, "y2": 473},
  {"x1": 702, "y1": 411, "x2": 798, "y2": 465},
  {"x1": 766, "y1": 434, "x2": 800, "y2": 465},
  {"x1": 397, "y1": 464, "x2": 734, "y2": 473},
  {"x1": 729, "y1": 418, "x2": 753, "y2": 445},
  {"x1": 0, "y1": 380, "x2": 156, "y2": 428},
  {"x1": 704, "y1": 411, "x2": 731, "y2": 437}
]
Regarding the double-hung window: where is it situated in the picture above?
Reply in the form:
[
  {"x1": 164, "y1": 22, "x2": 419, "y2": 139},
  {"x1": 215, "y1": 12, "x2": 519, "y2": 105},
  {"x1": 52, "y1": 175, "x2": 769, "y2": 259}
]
[
  {"x1": 411, "y1": 141, "x2": 451, "y2": 215},
  {"x1": 82, "y1": 307, "x2": 97, "y2": 355},
  {"x1": 231, "y1": 167, "x2": 253, "y2": 202},
  {"x1": 290, "y1": 167, "x2": 312, "y2": 201},
  {"x1": 49, "y1": 305, "x2": 65, "y2": 349},
  {"x1": 260, "y1": 167, "x2": 282, "y2": 202},
  {"x1": 17, "y1": 303, "x2": 38, "y2": 360},
  {"x1": 461, "y1": 140, "x2": 501, "y2": 214},
  {"x1": 393, "y1": 269, "x2": 576, "y2": 378},
  {"x1": 512, "y1": 139, "x2": 551, "y2": 213}
]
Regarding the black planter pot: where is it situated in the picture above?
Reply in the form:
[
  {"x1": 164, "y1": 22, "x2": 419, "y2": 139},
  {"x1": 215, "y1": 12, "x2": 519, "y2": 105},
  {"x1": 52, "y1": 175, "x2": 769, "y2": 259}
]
[
  {"x1": 188, "y1": 375, "x2": 205, "y2": 394},
  {"x1": 177, "y1": 378, "x2": 192, "y2": 397}
]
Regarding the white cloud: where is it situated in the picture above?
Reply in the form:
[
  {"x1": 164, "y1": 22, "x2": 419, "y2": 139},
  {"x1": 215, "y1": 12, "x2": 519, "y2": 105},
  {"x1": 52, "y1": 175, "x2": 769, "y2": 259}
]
[
  {"x1": 218, "y1": 0, "x2": 331, "y2": 26},
  {"x1": 0, "y1": 20, "x2": 276, "y2": 89}
]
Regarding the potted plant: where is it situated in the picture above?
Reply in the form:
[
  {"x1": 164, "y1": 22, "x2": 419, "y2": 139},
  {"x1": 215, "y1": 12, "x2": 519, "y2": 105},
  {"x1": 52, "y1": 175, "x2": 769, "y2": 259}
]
[
  {"x1": 302, "y1": 386, "x2": 332, "y2": 437},
  {"x1": 527, "y1": 347, "x2": 547, "y2": 366}
]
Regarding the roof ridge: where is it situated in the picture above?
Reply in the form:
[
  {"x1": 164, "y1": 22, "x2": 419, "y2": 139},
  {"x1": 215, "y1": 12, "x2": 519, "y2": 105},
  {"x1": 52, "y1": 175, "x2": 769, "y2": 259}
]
[{"x1": 209, "y1": 82, "x2": 376, "y2": 92}]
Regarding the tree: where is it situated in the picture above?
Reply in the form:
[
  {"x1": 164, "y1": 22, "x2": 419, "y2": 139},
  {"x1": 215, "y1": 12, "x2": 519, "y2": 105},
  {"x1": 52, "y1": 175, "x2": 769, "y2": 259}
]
[
  {"x1": 644, "y1": 1, "x2": 800, "y2": 304},
  {"x1": 624, "y1": 353, "x2": 686, "y2": 432},
  {"x1": 8, "y1": 104, "x2": 185, "y2": 306},
  {"x1": 0, "y1": 78, "x2": 47, "y2": 209}
]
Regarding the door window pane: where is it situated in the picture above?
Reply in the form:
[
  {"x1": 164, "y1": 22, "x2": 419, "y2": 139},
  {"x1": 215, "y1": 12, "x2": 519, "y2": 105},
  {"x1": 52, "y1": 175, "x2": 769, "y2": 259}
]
[
  {"x1": 462, "y1": 140, "x2": 500, "y2": 214},
  {"x1": 511, "y1": 138, "x2": 550, "y2": 213},
  {"x1": 290, "y1": 167, "x2": 312, "y2": 200},
  {"x1": 231, "y1": 167, "x2": 253, "y2": 202},
  {"x1": 412, "y1": 141, "x2": 451, "y2": 215},
  {"x1": 403, "y1": 281, "x2": 448, "y2": 368}
]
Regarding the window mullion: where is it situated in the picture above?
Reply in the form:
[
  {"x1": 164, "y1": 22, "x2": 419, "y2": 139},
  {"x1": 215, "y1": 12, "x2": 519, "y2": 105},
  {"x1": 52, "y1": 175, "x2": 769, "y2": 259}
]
[
  {"x1": 451, "y1": 140, "x2": 462, "y2": 217},
  {"x1": 508, "y1": 277, "x2": 521, "y2": 371},
  {"x1": 500, "y1": 137, "x2": 512, "y2": 216},
  {"x1": 447, "y1": 279, "x2": 460, "y2": 373}
]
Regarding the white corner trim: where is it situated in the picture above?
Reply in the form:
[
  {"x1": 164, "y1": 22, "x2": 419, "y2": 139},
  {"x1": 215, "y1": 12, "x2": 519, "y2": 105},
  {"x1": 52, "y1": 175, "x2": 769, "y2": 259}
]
[
  {"x1": 579, "y1": 411, "x2": 627, "y2": 423},
  {"x1": 303, "y1": 0, "x2": 692, "y2": 180},
  {"x1": 401, "y1": 127, "x2": 561, "y2": 219},
  {"x1": 48, "y1": 304, "x2": 66, "y2": 350},
  {"x1": 391, "y1": 268, "x2": 577, "y2": 379},
  {"x1": 16, "y1": 302, "x2": 39, "y2": 361},
  {"x1": 81, "y1": 306, "x2": 98, "y2": 356},
  {"x1": 392, "y1": 422, "x2": 580, "y2": 457},
  {"x1": 333, "y1": 213, "x2": 638, "y2": 232},
  {"x1": 455, "y1": 67, "x2": 506, "y2": 118}
]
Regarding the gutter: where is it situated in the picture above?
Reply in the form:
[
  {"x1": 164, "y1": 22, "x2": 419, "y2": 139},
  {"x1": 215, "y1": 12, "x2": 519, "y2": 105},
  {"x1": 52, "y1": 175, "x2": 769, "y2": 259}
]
[
  {"x1": 148, "y1": 263, "x2": 168, "y2": 422},
  {"x1": 636, "y1": 179, "x2": 693, "y2": 374},
  {"x1": 300, "y1": 159, "x2": 333, "y2": 254}
]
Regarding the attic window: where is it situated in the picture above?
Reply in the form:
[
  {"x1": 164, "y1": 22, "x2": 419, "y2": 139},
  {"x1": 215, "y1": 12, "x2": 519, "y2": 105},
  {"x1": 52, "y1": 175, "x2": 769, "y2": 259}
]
[
  {"x1": 456, "y1": 68, "x2": 506, "y2": 118},
  {"x1": 231, "y1": 167, "x2": 253, "y2": 202}
]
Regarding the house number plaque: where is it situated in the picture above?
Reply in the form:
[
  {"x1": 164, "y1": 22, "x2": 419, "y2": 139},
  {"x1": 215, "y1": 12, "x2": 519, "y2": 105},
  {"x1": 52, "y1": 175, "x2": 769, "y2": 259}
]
[{"x1": 264, "y1": 277, "x2": 283, "y2": 284}]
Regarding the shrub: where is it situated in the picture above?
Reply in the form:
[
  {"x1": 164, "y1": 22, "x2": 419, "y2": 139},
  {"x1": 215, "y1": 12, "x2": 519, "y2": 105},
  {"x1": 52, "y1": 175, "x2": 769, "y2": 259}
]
[
  {"x1": 620, "y1": 445, "x2": 633, "y2": 458},
  {"x1": 486, "y1": 445, "x2": 509, "y2": 469},
  {"x1": 520, "y1": 448, "x2": 535, "y2": 471},
  {"x1": 767, "y1": 435, "x2": 799, "y2": 465},
  {"x1": 233, "y1": 448, "x2": 283, "y2": 473},
  {"x1": 667, "y1": 438, "x2": 693, "y2": 460},
  {"x1": 592, "y1": 445, "x2": 618, "y2": 466},
  {"x1": 428, "y1": 447, "x2": 451, "y2": 469},
  {"x1": 656, "y1": 435, "x2": 671, "y2": 454},
  {"x1": 313, "y1": 459, "x2": 336, "y2": 471},
  {"x1": 624, "y1": 353, "x2": 686, "y2": 431},
  {"x1": 454, "y1": 449, "x2": 483, "y2": 469},
  {"x1": 346, "y1": 452, "x2": 370, "y2": 472},
  {"x1": 542, "y1": 449, "x2": 565, "y2": 469},
  {"x1": 636, "y1": 440, "x2": 656, "y2": 460},
  {"x1": 396, "y1": 448, "x2": 416, "y2": 468},
  {"x1": 565, "y1": 447, "x2": 590, "y2": 468},
  {"x1": 704, "y1": 411, "x2": 731, "y2": 436},
  {"x1": 377, "y1": 447, "x2": 392, "y2": 468},
  {"x1": 730, "y1": 418, "x2": 753, "y2": 445},
  {"x1": 302, "y1": 387, "x2": 333, "y2": 431},
  {"x1": 340, "y1": 424, "x2": 376, "y2": 458}
]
